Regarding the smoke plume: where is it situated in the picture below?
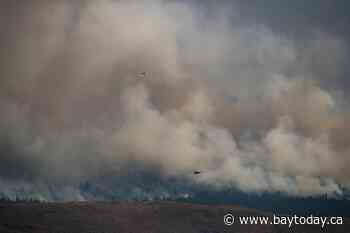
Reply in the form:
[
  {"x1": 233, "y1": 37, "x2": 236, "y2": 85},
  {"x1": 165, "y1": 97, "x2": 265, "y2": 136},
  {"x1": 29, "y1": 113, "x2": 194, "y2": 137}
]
[{"x1": 0, "y1": 0, "x2": 350, "y2": 201}]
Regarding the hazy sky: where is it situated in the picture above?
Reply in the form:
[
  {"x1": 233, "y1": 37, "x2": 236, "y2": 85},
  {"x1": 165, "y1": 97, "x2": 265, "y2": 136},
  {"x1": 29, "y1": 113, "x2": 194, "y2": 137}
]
[{"x1": 0, "y1": 0, "x2": 349, "y2": 201}]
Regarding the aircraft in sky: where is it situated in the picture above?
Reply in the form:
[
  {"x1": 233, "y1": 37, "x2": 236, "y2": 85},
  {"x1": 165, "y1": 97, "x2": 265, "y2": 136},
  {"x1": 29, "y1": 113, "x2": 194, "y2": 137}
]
[{"x1": 137, "y1": 72, "x2": 147, "y2": 78}]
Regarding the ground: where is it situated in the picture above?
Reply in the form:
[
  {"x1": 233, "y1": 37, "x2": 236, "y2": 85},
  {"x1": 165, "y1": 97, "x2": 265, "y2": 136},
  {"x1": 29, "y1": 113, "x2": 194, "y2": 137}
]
[{"x1": 0, "y1": 201, "x2": 348, "y2": 233}]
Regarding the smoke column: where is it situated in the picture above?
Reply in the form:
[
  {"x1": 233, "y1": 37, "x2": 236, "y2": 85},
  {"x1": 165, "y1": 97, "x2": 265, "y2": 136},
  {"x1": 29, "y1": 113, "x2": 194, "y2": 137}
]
[{"x1": 0, "y1": 0, "x2": 349, "y2": 201}]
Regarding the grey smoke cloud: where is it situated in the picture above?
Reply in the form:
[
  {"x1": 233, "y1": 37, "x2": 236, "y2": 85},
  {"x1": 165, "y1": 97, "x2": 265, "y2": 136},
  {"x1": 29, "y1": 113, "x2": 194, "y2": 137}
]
[{"x1": 0, "y1": 0, "x2": 349, "y2": 200}]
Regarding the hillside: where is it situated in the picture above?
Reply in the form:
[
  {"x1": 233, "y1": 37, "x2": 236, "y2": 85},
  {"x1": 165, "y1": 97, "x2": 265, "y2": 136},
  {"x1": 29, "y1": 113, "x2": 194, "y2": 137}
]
[{"x1": 0, "y1": 201, "x2": 348, "y2": 233}]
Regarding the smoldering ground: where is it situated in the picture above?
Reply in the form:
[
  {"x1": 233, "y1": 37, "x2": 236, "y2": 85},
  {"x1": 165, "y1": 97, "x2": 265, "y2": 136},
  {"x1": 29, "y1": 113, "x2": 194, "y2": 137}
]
[{"x1": 0, "y1": 0, "x2": 350, "y2": 201}]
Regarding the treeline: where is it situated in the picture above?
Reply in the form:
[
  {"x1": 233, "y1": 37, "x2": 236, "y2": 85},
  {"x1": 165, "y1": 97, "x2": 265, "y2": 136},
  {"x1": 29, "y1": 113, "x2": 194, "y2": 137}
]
[{"x1": 0, "y1": 196, "x2": 42, "y2": 203}]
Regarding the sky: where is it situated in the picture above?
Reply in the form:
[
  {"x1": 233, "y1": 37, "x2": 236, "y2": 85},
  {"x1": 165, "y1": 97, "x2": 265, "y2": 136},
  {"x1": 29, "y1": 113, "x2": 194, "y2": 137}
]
[{"x1": 0, "y1": 0, "x2": 350, "y2": 201}]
